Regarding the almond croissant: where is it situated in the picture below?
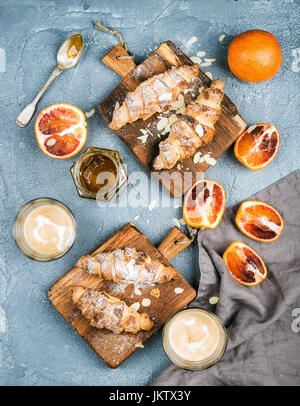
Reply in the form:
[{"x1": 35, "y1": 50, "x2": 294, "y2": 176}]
[
  {"x1": 77, "y1": 247, "x2": 177, "y2": 284},
  {"x1": 153, "y1": 79, "x2": 224, "y2": 170},
  {"x1": 108, "y1": 64, "x2": 199, "y2": 130},
  {"x1": 72, "y1": 287, "x2": 153, "y2": 334}
]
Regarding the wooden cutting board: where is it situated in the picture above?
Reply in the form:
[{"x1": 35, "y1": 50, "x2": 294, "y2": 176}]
[
  {"x1": 48, "y1": 223, "x2": 196, "y2": 368},
  {"x1": 98, "y1": 41, "x2": 247, "y2": 198}
]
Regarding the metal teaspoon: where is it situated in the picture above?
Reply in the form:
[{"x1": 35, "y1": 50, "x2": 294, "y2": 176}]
[{"x1": 16, "y1": 33, "x2": 84, "y2": 128}]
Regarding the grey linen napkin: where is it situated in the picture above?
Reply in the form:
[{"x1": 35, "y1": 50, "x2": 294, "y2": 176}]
[{"x1": 153, "y1": 170, "x2": 300, "y2": 386}]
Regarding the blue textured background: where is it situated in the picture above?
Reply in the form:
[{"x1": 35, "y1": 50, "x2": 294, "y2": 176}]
[{"x1": 0, "y1": 0, "x2": 299, "y2": 386}]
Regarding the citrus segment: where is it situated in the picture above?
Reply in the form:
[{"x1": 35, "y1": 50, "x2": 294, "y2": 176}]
[
  {"x1": 183, "y1": 179, "x2": 226, "y2": 229},
  {"x1": 234, "y1": 123, "x2": 279, "y2": 170},
  {"x1": 35, "y1": 103, "x2": 87, "y2": 159},
  {"x1": 235, "y1": 200, "x2": 284, "y2": 242},
  {"x1": 223, "y1": 241, "x2": 267, "y2": 286}
]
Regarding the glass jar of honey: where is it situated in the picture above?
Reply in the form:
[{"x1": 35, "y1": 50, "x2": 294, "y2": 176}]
[{"x1": 70, "y1": 147, "x2": 127, "y2": 201}]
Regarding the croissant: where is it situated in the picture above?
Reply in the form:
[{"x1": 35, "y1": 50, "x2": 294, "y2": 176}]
[
  {"x1": 77, "y1": 247, "x2": 177, "y2": 284},
  {"x1": 72, "y1": 287, "x2": 153, "y2": 334},
  {"x1": 153, "y1": 79, "x2": 224, "y2": 170},
  {"x1": 108, "y1": 64, "x2": 199, "y2": 130}
]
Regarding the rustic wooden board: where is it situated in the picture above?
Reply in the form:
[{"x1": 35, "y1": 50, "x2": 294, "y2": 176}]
[
  {"x1": 98, "y1": 41, "x2": 247, "y2": 198},
  {"x1": 48, "y1": 223, "x2": 196, "y2": 368}
]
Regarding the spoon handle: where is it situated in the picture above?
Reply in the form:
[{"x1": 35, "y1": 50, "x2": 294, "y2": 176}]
[{"x1": 16, "y1": 65, "x2": 64, "y2": 128}]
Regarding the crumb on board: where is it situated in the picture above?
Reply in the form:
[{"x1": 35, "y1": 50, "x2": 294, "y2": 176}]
[{"x1": 150, "y1": 288, "x2": 160, "y2": 299}]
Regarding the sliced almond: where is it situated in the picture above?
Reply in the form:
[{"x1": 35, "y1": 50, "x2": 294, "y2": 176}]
[
  {"x1": 85, "y1": 109, "x2": 95, "y2": 118},
  {"x1": 130, "y1": 302, "x2": 140, "y2": 311},
  {"x1": 205, "y1": 72, "x2": 213, "y2": 80},
  {"x1": 148, "y1": 200, "x2": 156, "y2": 211},
  {"x1": 174, "y1": 287, "x2": 184, "y2": 294},
  {"x1": 135, "y1": 342, "x2": 144, "y2": 348},
  {"x1": 204, "y1": 58, "x2": 216, "y2": 63},
  {"x1": 190, "y1": 56, "x2": 202, "y2": 64},
  {"x1": 193, "y1": 151, "x2": 202, "y2": 163},
  {"x1": 209, "y1": 296, "x2": 219, "y2": 305},
  {"x1": 141, "y1": 298, "x2": 151, "y2": 307},
  {"x1": 157, "y1": 117, "x2": 169, "y2": 131},
  {"x1": 200, "y1": 62, "x2": 212, "y2": 67},
  {"x1": 197, "y1": 51, "x2": 206, "y2": 57},
  {"x1": 195, "y1": 124, "x2": 204, "y2": 138},
  {"x1": 219, "y1": 34, "x2": 225, "y2": 42},
  {"x1": 114, "y1": 101, "x2": 120, "y2": 111},
  {"x1": 186, "y1": 36, "x2": 198, "y2": 46}
]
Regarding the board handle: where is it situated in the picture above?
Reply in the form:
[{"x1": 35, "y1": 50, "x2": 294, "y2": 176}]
[
  {"x1": 102, "y1": 44, "x2": 136, "y2": 79},
  {"x1": 157, "y1": 226, "x2": 192, "y2": 261}
]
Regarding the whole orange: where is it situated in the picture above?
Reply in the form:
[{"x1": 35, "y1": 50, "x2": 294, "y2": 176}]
[{"x1": 228, "y1": 30, "x2": 282, "y2": 82}]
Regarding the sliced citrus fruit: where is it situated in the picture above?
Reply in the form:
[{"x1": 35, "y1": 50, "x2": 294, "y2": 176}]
[
  {"x1": 223, "y1": 241, "x2": 267, "y2": 286},
  {"x1": 183, "y1": 179, "x2": 226, "y2": 229},
  {"x1": 235, "y1": 200, "x2": 284, "y2": 243},
  {"x1": 35, "y1": 103, "x2": 87, "y2": 159},
  {"x1": 234, "y1": 123, "x2": 279, "y2": 170}
]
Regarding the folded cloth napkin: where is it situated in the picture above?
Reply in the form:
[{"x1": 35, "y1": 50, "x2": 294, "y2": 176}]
[{"x1": 153, "y1": 170, "x2": 300, "y2": 386}]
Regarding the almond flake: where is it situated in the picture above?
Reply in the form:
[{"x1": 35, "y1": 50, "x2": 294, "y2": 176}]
[
  {"x1": 205, "y1": 72, "x2": 213, "y2": 80},
  {"x1": 168, "y1": 114, "x2": 178, "y2": 125},
  {"x1": 173, "y1": 218, "x2": 181, "y2": 228},
  {"x1": 197, "y1": 51, "x2": 206, "y2": 57},
  {"x1": 135, "y1": 343, "x2": 144, "y2": 348},
  {"x1": 137, "y1": 134, "x2": 148, "y2": 144},
  {"x1": 174, "y1": 287, "x2": 184, "y2": 294},
  {"x1": 186, "y1": 36, "x2": 198, "y2": 46},
  {"x1": 204, "y1": 58, "x2": 216, "y2": 63},
  {"x1": 130, "y1": 302, "x2": 140, "y2": 311},
  {"x1": 114, "y1": 101, "x2": 120, "y2": 110},
  {"x1": 142, "y1": 298, "x2": 151, "y2": 307},
  {"x1": 148, "y1": 200, "x2": 156, "y2": 211},
  {"x1": 209, "y1": 296, "x2": 219, "y2": 305},
  {"x1": 157, "y1": 117, "x2": 169, "y2": 131},
  {"x1": 179, "y1": 218, "x2": 186, "y2": 225},
  {"x1": 195, "y1": 124, "x2": 204, "y2": 138},
  {"x1": 134, "y1": 215, "x2": 139, "y2": 220},
  {"x1": 85, "y1": 109, "x2": 95, "y2": 118},
  {"x1": 219, "y1": 34, "x2": 225, "y2": 42},
  {"x1": 200, "y1": 62, "x2": 212, "y2": 67},
  {"x1": 190, "y1": 56, "x2": 201, "y2": 64},
  {"x1": 205, "y1": 156, "x2": 217, "y2": 166},
  {"x1": 46, "y1": 138, "x2": 56, "y2": 147},
  {"x1": 193, "y1": 151, "x2": 202, "y2": 163}
]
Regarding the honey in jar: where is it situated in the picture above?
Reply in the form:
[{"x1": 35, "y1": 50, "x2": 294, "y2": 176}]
[
  {"x1": 79, "y1": 154, "x2": 117, "y2": 194},
  {"x1": 71, "y1": 147, "x2": 127, "y2": 201}
]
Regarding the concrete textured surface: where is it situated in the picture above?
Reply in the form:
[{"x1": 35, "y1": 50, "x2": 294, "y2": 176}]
[{"x1": 0, "y1": 0, "x2": 299, "y2": 386}]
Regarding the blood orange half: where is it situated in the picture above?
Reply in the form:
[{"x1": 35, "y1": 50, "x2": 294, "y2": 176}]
[
  {"x1": 183, "y1": 179, "x2": 226, "y2": 229},
  {"x1": 235, "y1": 200, "x2": 284, "y2": 242},
  {"x1": 234, "y1": 123, "x2": 279, "y2": 171},
  {"x1": 223, "y1": 241, "x2": 267, "y2": 286},
  {"x1": 35, "y1": 103, "x2": 87, "y2": 159}
]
